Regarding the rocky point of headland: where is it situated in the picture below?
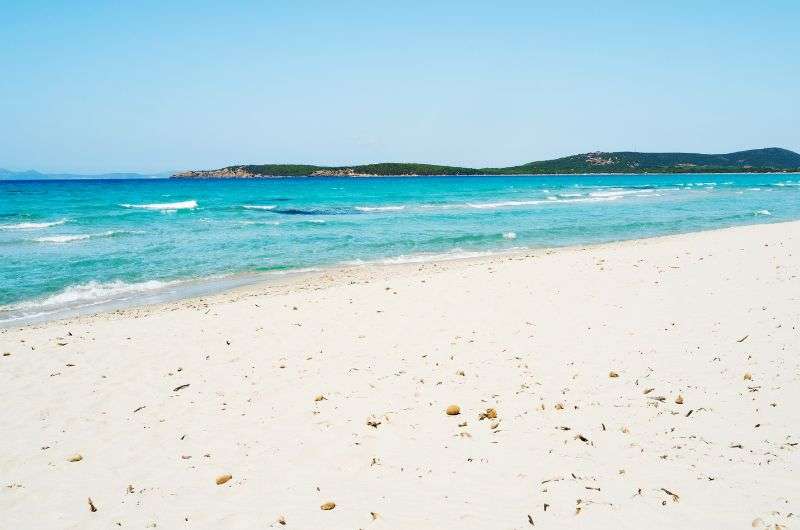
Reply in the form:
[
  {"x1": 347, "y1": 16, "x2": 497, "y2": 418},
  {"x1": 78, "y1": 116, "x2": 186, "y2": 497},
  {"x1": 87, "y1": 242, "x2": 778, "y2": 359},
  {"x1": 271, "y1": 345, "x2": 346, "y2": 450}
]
[{"x1": 173, "y1": 167, "x2": 259, "y2": 178}]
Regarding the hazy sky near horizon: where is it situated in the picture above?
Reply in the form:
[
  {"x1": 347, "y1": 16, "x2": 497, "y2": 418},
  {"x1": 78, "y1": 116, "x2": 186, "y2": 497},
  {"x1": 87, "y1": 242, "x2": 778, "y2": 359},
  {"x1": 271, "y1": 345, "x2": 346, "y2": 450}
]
[{"x1": 1, "y1": 1, "x2": 799, "y2": 173}]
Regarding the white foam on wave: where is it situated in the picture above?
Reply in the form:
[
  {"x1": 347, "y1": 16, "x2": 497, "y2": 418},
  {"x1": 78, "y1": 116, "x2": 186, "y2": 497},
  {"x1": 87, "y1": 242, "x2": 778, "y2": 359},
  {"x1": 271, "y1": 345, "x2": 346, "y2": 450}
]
[
  {"x1": 354, "y1": 205, "x2": 406, "y2": 212},
  {"x1": 31, "y1": 230, "x2": 131, "y2": 243},
  {"x1": 418, "y1": 203, "x2": 457, "y2": 210},
  {"x1": 121, "y1": 200, "x2": 197, "y2": 210},
  {"x1": 466, "y1": 195, "x2": 621, "y2": 209},
  {"x1": 240, "y1": 220, "x2": 281, "y2": 226},
  {"x1": 267, "y1": 267, "x2": 323, "y2": 276},
  {"x1": 684, "y1": 182, "x2": 717, "y2": 187},
  {"x1": 3, "y1": 279, "x2": 179, "y2": 312},
  {"x1": 754, "y1": 209, "x2": 772, "y2": 216},
  {"x1": 33, "y1": 234, "x2": 91, "y2": 243},
  {"x1": 588, "y1": 189, "x2": 654, "y2": 198},
  {"x1": 502, "y1": 231, "x2": 517, "y2": 239},
  {"x1": 467, "y1": 199, "x2": 547, "y2": 209},
  {"x1": 0, "y1": 219, "x2": 68, "y2": 230},
  {"x1": 380, "y1": 248, "x2": 498, "y2": 265},
  {"x1": 242, "y1": 204, "x2": 276, "y2": 210}
]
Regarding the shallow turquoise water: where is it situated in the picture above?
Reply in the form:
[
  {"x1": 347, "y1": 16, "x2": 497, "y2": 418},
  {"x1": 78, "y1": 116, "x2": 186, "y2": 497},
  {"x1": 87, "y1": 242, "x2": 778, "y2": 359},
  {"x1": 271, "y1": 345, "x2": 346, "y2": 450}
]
[{"x1": 1, "y1": 174, "x2": 798, "y2": 323}]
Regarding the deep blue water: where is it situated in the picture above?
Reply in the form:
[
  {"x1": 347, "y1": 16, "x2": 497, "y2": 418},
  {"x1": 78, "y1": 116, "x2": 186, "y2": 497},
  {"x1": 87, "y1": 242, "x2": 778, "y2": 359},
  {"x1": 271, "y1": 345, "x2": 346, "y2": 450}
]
[{"x1": 1, "y1": 174, "x2": 798, "y2": 324}]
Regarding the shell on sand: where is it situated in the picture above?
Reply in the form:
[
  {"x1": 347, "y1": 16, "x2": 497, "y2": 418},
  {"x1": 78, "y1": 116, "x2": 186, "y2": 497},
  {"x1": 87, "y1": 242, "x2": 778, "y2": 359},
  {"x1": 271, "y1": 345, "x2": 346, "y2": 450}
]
[
  {"x1": 446, "y1": 404, "x2": 461, "y2": 415},
  {"x1": 320, "y1": 501, "x2": 336, "y2": 510},
  {"x1": 68, "y1": 454, "x2": 83, "y2": 462},
  {"x1": 744, "y1": 372, "x2": 753, "y2": 380},
  {"x1": 479, "y1": 408, "x2": 497, "y2": 420},
  {"x1": 609, "y1": 371, "x2": 619, "y2": 378},
  {"x1": 675, "y1": 394, "x2": 684, "y2": 404},
  {"x1": 216, "y1": 474, "x2": 232, "y2": 485},
  {"x1": 314, "y1": 394, "x2": 325, "y2": 402}
]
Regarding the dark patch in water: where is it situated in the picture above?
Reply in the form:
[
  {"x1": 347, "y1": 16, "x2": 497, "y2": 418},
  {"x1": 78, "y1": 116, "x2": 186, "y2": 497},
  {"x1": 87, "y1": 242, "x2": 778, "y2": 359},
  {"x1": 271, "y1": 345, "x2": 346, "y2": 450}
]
[{"x1": 272, "y1": 207, "x2": 360, "y2": 216}]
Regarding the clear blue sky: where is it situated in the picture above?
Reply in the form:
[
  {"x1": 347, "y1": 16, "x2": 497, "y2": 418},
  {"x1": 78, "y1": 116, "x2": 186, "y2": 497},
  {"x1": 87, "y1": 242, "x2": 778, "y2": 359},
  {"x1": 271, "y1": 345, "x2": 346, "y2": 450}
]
[{"x1": 1, "y1": 0, "x2": 798, "y2": 173}]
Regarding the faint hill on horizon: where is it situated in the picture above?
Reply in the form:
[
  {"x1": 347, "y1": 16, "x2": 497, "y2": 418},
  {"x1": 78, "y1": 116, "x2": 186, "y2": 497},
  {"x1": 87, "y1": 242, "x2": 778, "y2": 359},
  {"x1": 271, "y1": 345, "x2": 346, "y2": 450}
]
[{"x1": 0, "y1": 169, "x2": 169, "y2": 180}]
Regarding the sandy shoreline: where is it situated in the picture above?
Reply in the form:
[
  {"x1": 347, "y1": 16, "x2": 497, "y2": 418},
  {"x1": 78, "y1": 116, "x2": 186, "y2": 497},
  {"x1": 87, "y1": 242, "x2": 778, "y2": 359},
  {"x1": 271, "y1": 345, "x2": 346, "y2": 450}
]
[
  {"x1": 1, "y1": 222, "x2": 798, "y2": 529},
  {"x1": 0, "y1": 222, "x2": 785, "y2": 330}
]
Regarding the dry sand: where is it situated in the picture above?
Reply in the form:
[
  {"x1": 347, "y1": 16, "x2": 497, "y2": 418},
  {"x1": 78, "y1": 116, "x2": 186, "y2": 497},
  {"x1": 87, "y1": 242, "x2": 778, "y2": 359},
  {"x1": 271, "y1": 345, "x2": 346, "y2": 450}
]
[{"x1": 1, "y1": 222, "x2": 798, "y2": 529}]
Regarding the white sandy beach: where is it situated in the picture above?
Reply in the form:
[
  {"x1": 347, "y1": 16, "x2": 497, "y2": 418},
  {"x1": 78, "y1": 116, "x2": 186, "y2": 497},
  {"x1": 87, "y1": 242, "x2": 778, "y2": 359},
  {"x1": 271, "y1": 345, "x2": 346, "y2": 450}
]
[{"x1": 1, "y1": 221, "x2": 798, "y2": 529}]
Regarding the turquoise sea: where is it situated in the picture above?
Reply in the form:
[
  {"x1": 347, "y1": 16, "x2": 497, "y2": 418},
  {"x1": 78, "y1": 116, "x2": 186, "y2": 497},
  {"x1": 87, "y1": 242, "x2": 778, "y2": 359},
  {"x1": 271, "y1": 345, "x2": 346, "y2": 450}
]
[{"x1": 1, "y1": 174, "x2": 799, "y2": 325}]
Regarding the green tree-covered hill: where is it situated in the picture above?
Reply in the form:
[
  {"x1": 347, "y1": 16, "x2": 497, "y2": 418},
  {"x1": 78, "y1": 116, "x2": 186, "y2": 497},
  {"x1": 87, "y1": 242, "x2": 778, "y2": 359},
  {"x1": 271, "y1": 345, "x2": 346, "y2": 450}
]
[{"x1": 173, "y1": 148, "x2": 800, "y2": 178}]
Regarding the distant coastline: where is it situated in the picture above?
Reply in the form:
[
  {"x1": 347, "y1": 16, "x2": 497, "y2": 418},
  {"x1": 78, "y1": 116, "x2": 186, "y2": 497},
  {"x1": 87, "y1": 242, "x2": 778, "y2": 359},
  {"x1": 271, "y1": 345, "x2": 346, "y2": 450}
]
[
  {"x1": 173, "y1": 147, "x2": 800, "y2": 178},
  {"x1": 0, "y1": 169, "x2": 168, "y2": 181}
]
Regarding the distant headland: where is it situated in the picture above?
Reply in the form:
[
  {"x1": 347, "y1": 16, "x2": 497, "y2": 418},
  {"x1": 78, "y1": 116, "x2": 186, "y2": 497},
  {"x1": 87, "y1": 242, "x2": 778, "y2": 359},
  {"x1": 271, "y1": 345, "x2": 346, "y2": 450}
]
[{"x1": 173, "y1": 148, "x2": 800, "y2": 178}]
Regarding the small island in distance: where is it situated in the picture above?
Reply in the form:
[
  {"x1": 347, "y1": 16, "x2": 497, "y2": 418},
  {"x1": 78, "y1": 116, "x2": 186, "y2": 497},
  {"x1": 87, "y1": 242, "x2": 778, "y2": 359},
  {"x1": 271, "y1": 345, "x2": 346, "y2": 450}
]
[{"x1": 174, "y1": 147, "x2": 800, "y2": 178}]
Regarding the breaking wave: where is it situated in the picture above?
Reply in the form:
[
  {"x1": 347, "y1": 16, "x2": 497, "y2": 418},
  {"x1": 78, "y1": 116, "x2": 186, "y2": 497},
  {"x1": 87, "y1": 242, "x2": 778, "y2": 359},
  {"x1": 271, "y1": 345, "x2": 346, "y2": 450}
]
[
  {"x1": 121, "y1": 200, "x2": 197, "y2": 210},
  {"x1": 2, "y1": 279, "x2": 180, "y2": 313},
  {"x1": 0, "y1": 219, "x2": 68, "y2": 230},
  {"x1": 465, "y1": 195, "x2": 621, "y2": 209},
  {"x1": 31, "y1": 230, "x2": 134, "y2": 243},
  {"x1": 354, "y1": 205, "x2": 406, "y2": 212}
]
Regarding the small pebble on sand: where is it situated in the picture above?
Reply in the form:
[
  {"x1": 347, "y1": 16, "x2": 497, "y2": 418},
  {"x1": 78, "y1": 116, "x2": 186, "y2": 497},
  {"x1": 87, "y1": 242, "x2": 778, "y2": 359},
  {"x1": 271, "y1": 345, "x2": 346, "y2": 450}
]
[
  {"x1": 609, "y1": 371, "x2": 619, "y2": 378},
  {"x1": 320, "y1": 501, "x2": 336, "y2": 510},
  {"x1": 446, "y1": 404, "x2": 461, "y2": 415},
  {"x1": 675, "y1": 395, "x2": 684, "y2": 404},
  {"x1": 68, "y1": 454, "x2": 83, "y2": 462},
  {"x1": 216, "y1": 474, "x2": 232, "y2": 485}
]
